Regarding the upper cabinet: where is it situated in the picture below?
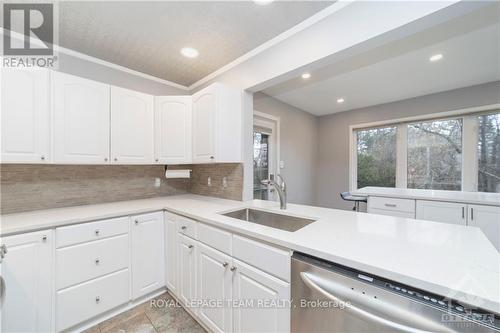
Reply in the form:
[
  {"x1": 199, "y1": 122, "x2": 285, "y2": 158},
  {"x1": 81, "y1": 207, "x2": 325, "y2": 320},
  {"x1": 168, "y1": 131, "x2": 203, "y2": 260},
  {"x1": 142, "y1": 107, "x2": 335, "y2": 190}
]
[
  {"x1": 1, "y1": 68, "x2": 50, "y2": 163},
  {"x1": 192, "y1": 83, "x2": 242, "y2": 163},
  {"x1": 111, "y1": 87, "x2": 154, "y2": 164},
  {"x1": 52, "y1": 71, "x2": 111, "y2": 164},
  {"x1": 154, "y1": 96, "x2": 192, "y2": 164}
]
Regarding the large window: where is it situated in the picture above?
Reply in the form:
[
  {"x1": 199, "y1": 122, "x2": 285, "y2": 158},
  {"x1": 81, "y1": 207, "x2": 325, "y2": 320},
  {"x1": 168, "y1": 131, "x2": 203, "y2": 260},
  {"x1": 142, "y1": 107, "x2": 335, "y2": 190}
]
[
  {"x1": 356, "y1": 127, "x2": 396, "y2": 189},
  {"x1": 352, "y1": 110, "x2": 500, "y2": 193},
  {"x1": 478, "y1": 113, "x2": 500, "y2": 193},
  {"x1": 407, "y1": 119, "x2": 462, "y2": 190}
]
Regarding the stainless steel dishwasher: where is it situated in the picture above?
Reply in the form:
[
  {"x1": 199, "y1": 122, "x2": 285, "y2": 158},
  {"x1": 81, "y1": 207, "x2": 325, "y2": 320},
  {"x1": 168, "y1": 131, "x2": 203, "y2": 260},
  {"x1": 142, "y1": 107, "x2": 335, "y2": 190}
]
[{"x1": 291, "y1": 252, "x2": 499, "y2": 333}]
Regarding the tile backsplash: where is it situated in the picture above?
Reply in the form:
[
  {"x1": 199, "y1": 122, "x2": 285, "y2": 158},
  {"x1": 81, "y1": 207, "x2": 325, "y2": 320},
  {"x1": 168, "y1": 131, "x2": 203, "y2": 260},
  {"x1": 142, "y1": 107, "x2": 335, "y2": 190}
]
[{"x1": 0, "y1": 163, "x2": 243, "y2": 214}]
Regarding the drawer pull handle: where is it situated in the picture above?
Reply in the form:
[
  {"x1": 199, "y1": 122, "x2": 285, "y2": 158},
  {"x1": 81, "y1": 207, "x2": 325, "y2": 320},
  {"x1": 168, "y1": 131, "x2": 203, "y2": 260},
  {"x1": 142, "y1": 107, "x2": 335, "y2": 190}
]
[
  {"x1": 181, "y1": 226, "x2": 187, "y2": 230},
  {"x1": 188, "y1": 245, "x2": 194, "y2": 249},
  {"x1": 95, "y1": 230, "x2": 100, "y2": 236},
  {"x1": 384, "y1": 204, "x2": 397, "y2": 208},
  {"x1": 222, "y1": 262, "x2": 229, "y2": 268},
  {"x1": 95, "y1": 258, "x2": 100, "y2": 265},
  {"x1": 42, "y1": 235, "x2": 47, "y2": 242},
  {"x1": 135, "y1": 220, "x2": 139, "y2": 225},
  {"x1": 230, "y1": 266, "x2": 237, "y2": 272},
  {"x1": 95, "y1": 296, "x2": 101, "y2": 303}
]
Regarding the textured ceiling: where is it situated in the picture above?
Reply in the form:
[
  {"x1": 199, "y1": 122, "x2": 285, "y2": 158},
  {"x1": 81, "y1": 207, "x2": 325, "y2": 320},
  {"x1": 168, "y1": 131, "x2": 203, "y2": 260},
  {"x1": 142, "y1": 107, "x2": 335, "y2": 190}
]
[{"x1": 58, "y1": 1, "x2": 332, "y2": 86}]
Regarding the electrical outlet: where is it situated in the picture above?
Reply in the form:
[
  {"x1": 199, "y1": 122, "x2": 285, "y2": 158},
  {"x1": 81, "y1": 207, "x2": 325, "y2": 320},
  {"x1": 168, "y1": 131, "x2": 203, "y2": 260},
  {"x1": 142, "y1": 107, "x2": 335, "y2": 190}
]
[
  {"x1": 154, "y1": 177, "x2": 161, "y2": 188},
  {"x1": 222, "y1": 177, "x2": 228, "y2": 188},
  {"x1": 207, "y1": 176, "x2": 211, "y2": 186}
]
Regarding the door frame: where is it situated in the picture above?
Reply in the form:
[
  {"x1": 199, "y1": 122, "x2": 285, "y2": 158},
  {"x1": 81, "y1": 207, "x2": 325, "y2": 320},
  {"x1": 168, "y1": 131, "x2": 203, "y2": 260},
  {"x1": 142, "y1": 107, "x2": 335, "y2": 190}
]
[{"x1": 253, "y1": 111, "x2": 280, "y2": 200}]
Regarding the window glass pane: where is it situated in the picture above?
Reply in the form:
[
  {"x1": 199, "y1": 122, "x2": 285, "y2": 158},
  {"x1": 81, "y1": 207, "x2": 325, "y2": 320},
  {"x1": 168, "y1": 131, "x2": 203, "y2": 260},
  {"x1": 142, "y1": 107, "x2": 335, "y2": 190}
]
[
  {"x1": 356, "y1": 127, "x2": 396, "y2": 189},
  {"x1": 407, "y1": 119, "x2": 462, "y2": 190},
  {"x1": 478, "y1": 113, "x2": 500, "y2": 193},
  {"x1": 253, "y1": 131, "x2": 270, "y2": 200}
]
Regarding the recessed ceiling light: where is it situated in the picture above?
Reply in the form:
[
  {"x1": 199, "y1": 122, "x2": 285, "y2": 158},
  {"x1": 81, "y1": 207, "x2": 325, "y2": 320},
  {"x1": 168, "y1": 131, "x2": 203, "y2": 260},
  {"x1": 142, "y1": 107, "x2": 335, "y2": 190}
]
[
  {"x1": 301, "y1": 73, "x2": 311, "y2": 79},
  {"x1": 337, "y1": 98, "x2": 345, "y2": 104},
  {"x1": 254, "y1": 0, "x2": 274, "y2": 5},
  {"x1": 180, "y1": 47, "x2": 199, "y2": 58},
  {"x1": 429, "y1": 54, "x2": 443, "y2": 62}
]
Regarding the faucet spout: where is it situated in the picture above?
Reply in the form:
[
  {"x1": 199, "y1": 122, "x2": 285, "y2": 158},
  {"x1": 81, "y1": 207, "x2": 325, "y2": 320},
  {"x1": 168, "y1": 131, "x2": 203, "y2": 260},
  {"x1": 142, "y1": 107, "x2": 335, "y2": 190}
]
[{"x1": 261, "y1": 174, "x2": 287, "y2": 209}]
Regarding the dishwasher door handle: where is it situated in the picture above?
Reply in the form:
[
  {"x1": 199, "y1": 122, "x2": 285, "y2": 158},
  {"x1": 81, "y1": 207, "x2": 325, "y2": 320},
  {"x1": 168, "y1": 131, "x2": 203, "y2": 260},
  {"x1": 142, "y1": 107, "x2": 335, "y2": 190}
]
[{"x1": 300, "y1": 272, "x2": 454, "y2": 333}]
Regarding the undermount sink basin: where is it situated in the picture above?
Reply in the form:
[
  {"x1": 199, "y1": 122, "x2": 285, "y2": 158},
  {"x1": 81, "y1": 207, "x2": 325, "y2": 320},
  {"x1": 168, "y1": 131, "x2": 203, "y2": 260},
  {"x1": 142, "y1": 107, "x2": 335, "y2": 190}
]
[{"x1": 221, "y1": 208, "x2": 316, "y2": 232}]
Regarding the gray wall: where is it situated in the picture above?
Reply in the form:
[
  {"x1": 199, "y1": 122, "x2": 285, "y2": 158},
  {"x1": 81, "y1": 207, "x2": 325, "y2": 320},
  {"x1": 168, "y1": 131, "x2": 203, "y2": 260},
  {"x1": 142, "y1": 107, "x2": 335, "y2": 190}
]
[
  {"x1": 316, "y1": 81, "x2": 500, "y2": 210},
  {"x1": 253, "y1": 92, "x2": 318, "y2": 205},
  {"x1": 57, "y1": 52, "x2": 187, "y2": 95}
]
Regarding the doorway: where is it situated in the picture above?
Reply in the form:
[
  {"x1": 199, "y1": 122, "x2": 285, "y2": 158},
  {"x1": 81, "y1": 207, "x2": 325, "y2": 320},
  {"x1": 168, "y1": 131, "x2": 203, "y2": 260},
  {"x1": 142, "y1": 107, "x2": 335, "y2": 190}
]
[{"x1": 253, "y1": 112, "x2": 280, "y2": 200}]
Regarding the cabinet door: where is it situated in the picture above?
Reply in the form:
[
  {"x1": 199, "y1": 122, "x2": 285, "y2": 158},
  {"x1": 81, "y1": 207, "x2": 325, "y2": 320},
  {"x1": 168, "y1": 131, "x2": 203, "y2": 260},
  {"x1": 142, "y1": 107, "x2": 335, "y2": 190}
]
[
  {"x1": 0, "y1": 230, "x2": 53, "y2": 333},
  {"x1": 165, "y1": 214, "x2": 178, "y2": 295},
  {"x1": 196, "y1": 243, "x2": 232, "y2": 333},
  {"x1": 154, "y1": 96, "x2": 192, "y2": 164},
  {"x1": 111, "y1": 86, "x2": 154, "y2": 164},
  {"x1": 177, "y1": 234, "x2": 197, "y2": 306},
  {"x1": 52, "y1": 71, "x2": 110, "y2": 164},
  {"x1": 131, "y1": 212, "x2": 165, "y2": 299},
  {"x1": 416, "y1": 200, "x2": 466, "y2": 225},
  {"x1": 468, "y1": 204, "x2": 500, "y2": 251},
  {"x1": 232, "y1": 259, "x2": 290, "y2": 333},
  {"x1": 192, "y1": 87, "x2": 216, "y2": 163},
  {"x1": 1, "y1": 68, "x2": 49, "y2": 163}
]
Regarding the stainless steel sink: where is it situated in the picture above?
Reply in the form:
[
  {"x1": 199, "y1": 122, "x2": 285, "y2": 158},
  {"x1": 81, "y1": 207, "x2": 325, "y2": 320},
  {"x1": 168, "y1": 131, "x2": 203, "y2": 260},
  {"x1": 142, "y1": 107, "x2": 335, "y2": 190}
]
[{"x1": 221, "y1": 208, "x2": 316, "y2": 232}]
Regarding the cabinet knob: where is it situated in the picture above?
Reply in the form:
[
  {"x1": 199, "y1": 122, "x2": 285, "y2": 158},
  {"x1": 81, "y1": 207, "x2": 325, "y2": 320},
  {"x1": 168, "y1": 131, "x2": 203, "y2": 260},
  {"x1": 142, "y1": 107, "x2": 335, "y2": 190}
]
[
  {"x1": 135, "y1": 219, "x2": 139, "y2": 225},
  {"x1": 95, "y1": 258, "x2": 100, "y2": 265},
  {"x1": 104, "y1": 157, "x2": 108, "y2": 162},
  {"x1": 40, "y1": 156, "x2": 45, "y2": 161},
  {"x1": 188, "y1": 245, "x2": 194, "y2": 249},
  {"x1": 210, "y1": 156, "x2": 215, "y2": 160},
  {"x1": 42, "y1": 235, "x2": 47, "y2": 242},
  {"x1": 155, "y1": 158, "x2": 159, "y2": 162},
  {"x1": 0, "y1": 244, "x2": 7, "y2": 260},
  {"x1": 230, "y1": 266, "x2": 237, "y2": 272},
  {"x1": 222, "y1": 262, "x2": 229, "y2": 268},
  {"x1": 95, "y1": 296, "x2": 101, "y2": 303},
  {"x1": 95, "y1": 229, "x2": 100, "y2": 236},
  {"x1": 114, "y1": 158, "x2": 118, "y2": 162},
  {"x1": 181, "y1": 226, "x2": 187, "y2": 230}
]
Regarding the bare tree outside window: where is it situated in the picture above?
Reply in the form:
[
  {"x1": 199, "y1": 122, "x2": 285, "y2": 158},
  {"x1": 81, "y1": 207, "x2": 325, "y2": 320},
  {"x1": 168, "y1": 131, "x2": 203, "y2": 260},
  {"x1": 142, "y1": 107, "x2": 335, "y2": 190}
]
[
  {"x1": 356, "y1": 127, "x2": 397, "y2": 189},
  {"x1": 407, "y1": 119, "x2": 462, "y2": 190},
  {"x1": 478, "y1": 113, "x2": 500, "y2": 193}
]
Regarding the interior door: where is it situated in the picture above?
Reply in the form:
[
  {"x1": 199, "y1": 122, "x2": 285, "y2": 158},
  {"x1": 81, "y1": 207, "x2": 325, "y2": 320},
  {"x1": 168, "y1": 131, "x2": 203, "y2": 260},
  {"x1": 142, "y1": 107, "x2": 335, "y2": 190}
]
[
  {"x1": 131, "y1": 212, "x2": 165, "y2": 299},
  {"x1": 1, "y1": 68, "x2": 50, "y2": 163},
  {"x1": 197, "y1": 243, "x2": 232, "y2": 333},
  {"x1": 192, "y1": 88, "x2": 216, "y2": 163},
  {"x1": 1, "y1": 230, "x2": 53, "y2": 333},
  {"x1": 52, "y1": 71, "x2": 110, "y2": 164},
  {"x1": 154, "y1": 96, "x2": 192, "y2": 164},
  {"x1": 111, "y1": 86, "x2": 154, "y2": 164}
]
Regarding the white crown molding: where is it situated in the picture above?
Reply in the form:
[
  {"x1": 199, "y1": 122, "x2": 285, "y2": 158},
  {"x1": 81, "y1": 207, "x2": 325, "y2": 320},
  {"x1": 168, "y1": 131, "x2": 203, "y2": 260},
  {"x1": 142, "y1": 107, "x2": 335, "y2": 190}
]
[{"x1": 187, "y1": 1, "x2": 352, "y2": 90}]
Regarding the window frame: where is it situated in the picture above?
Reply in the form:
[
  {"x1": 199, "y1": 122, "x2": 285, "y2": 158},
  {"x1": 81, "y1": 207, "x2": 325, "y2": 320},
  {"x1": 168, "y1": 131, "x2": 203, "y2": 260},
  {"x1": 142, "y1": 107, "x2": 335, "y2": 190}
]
[{"x1": 349, "y1": 103, "x2": 500, "y2": 192}]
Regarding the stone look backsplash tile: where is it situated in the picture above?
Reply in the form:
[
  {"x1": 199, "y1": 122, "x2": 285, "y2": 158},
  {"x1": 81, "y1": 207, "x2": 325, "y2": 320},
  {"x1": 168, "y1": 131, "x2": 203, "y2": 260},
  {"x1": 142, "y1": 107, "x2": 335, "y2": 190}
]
[{"x1": 0, "y1": 163, "x2": 243, "y2": 214}]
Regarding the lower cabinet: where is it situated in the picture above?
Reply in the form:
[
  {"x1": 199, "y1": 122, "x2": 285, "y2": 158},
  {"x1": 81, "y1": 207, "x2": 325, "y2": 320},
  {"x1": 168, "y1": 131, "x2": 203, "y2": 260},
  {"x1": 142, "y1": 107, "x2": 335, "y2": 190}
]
[
  {"x1": 178, "y1": 234, "x2": 197, "y2": 306},
  {"x1": 165, "y1": 213, "x2": 178, "y2": 295},
  {"x1": 416, "y1": 200, "x2": 467, "y2": 225},
  {"x1": 468, "y1": 204, "x2": 500, "y2": 251},
  {"x1": 0, "y1": 230, "x2": 54, "y2": 333},
  {"x1": 131, "y1": 212, "x2": 165, "y2": 299}
]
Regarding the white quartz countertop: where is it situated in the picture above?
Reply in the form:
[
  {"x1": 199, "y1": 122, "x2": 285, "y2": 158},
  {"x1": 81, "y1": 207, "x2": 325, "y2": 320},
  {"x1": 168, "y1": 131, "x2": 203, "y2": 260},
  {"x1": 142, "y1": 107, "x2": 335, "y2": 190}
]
[
  {"x1": 353, "y1": 187, "x2": 500, "y2": 206},
  {"x1": 1, "y1": 194, "x2": 499, "y2": 314}
]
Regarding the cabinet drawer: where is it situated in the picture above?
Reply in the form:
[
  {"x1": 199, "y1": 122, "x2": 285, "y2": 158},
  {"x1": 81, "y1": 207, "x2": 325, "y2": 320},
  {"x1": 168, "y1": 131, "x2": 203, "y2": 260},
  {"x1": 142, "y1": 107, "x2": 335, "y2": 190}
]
[
  {"x1": 175, "y1": 215, "x2": 197, "y2": 239},
  {"x1": 56, "y1": 216, "x2": 129, "y2": 248},
  {"x1": 232, "y1": 235, "x2": 290, "y2": 282},
  {"x1": 56, "y1": 234, "x2": 129, "y2": 290},
  {"x1": 56, "y1": 269, "x2": 130, "y2": 331},
  {"x1": 368, "y1": 208, "x2": 415, "y2": 219},
  {"x1": 198, "y1": 223, "x2": 232, "y2": 255},
  {"x1": 368, "y1": 196, "x2": 415, "y2": 213}
]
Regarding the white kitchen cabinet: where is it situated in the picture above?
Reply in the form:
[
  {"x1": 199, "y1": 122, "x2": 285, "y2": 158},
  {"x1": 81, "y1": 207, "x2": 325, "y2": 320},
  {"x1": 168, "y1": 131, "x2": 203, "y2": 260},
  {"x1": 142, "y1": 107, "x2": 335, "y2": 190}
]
[
  {"x1": 468, "y1": 204, "x2": 500, "y2": 251},
  {"x1": 416, "y1": 200, "x2": 467, "y2": 225},
  {"x1": 52, "y1": 71, "x2": 111, "y2": 164},
  {"x1": 1, "y1": 68, "x2": 50, "y2": 163},
  {"x1": 177, "y1": 234, "x2": 197, "y2": 306},
  {"x1": 196, "y1": 243, "x2": 232, "y2": 333},
  {"x1": 0, "y1": 230, "x2": 53, "y2": 333},
  {"x1": 165, "y1": 213, "x2": 178, "y2": 294},
  {"x1": 131, "y1": 212, "x2": 165, "y2": 299},
  {"x1": 154, "y1": 96, "x2": 192, "y2": 164},
  {"x1": 232, "y1": 259, "x2": 290, "y2": 333},
  {"x1": 367, "y1": 196, "x2": 416, "y2": 219},
  {"x1": 111, "y1": 86, "x2": 154, "y2": 164},
  {"x1": 192, "y1": 83, "x2": 242, "y2": 163}
]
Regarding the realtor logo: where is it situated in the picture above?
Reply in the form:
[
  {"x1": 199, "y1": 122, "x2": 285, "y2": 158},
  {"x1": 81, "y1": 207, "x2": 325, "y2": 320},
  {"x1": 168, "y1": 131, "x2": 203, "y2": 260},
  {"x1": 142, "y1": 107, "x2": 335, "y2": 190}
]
[{"x1": 2, "y1": 3, "x2": 58, "y2": 68}]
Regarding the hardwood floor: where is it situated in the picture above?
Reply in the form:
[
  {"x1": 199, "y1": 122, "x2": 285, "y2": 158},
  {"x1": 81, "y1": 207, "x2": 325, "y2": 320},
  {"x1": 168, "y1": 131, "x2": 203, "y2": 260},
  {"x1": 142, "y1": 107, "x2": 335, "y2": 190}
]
[{"x1": 83, "y1": 292, "x2": 206, "y2": 333}]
